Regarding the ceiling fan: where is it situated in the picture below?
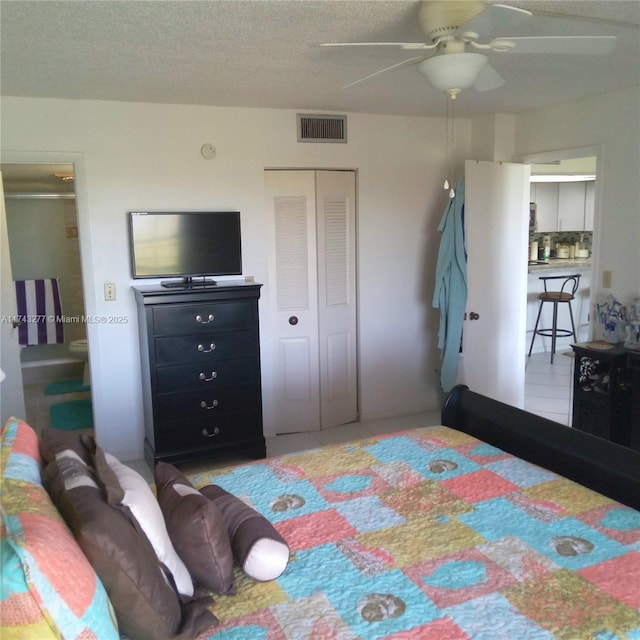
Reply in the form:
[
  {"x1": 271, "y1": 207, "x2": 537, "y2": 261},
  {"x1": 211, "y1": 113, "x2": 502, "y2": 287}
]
[{"x1": 321, "y1": 0, "x2": 617, "y2": 98}]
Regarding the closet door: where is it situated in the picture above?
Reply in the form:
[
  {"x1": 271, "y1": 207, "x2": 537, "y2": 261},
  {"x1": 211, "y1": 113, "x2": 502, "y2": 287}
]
[
  {"x1": 266, "y1": 170, "x2": 321, "y2": 432},
  {"x1": 265, "y1": 170, "x2": 357, "y2": 433},
  {"x1": 316, "y1": 170, "x2": 357, "y2": 429}
]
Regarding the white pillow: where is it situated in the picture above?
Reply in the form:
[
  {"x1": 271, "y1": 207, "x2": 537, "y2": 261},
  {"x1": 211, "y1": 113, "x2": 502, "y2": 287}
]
[
  {"x1": 104, "y1": 453, "x2": 194, "y2": 597},
  {"x1": 243, "y1": 537, "x2": 290, "y2": 582}
]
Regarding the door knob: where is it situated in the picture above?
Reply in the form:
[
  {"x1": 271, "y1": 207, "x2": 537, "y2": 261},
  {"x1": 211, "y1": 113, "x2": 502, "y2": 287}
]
[
  {"x1": 288, "y1": 316, "x2": 298, "y2": 325},
  {"x1": 469, "y1": 312, "x2": 480, "y2": 320}
]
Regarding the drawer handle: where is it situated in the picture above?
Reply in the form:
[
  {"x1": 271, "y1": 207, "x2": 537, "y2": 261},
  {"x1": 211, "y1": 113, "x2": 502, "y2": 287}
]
[
  {"x1": 202, "y1": 427, "x2": 220, "y2": 438},
  {"x1": 199, "y1": 371, "x2": 218, "y2": 381},
  {"x1": 195, "y1": 314, "x2": 215, "y2": 324},
  {"x1": 200, "y1": 399, "x2": 219, "y2": 410},
  {"x1": 197, "y1": 342, "x2": 216, "y2": 353}
]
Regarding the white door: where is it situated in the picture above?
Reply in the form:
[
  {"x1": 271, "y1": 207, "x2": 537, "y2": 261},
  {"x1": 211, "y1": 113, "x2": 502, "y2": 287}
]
[
  {"x1": 0, "y1": 172, "x2": 26, "y2": 422},
  {"x1": 265, "y1": 170, "x2": 357, "y2": 433},
  {"x1": 459, "y1": 160, "x2": 530, "y2": 408},
  {"x1": 316, "y1": 171, "x2": 358, "y2": 429}
]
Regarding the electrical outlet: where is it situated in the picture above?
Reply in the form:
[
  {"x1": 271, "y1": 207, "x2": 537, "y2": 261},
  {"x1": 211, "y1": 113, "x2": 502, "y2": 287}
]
[
  {"x1": 602, "y1": 270, "x2": 612, "y2": 289},
  {"x1": 104, "y1": 283, "x2": 116, "y2": 301}
]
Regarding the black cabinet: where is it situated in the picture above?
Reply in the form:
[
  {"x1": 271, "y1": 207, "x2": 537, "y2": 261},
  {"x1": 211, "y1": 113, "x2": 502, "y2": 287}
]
[
  {"x1": 629, "y1": 351, "x2": 640, "y2": 451},
  {"x1": 133, "y1": 282, "x2": 266, "y2": 465},
  {"x1": 571, "y1": 342, "x2": 633, "y2": 447}
]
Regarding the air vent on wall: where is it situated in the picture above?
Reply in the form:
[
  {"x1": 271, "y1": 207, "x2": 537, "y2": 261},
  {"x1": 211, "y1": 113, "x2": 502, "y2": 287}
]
[{"x1": 297, "y1": 114, "x2": 347, "y2": 143}]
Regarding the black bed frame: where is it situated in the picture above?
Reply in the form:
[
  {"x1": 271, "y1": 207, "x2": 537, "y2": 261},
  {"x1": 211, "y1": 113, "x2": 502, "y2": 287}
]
[{"x1": 442, "y1": 385, "x2": 640, "y2": 511}]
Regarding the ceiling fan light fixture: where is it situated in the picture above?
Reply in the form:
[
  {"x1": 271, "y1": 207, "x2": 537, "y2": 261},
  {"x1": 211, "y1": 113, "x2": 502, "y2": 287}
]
[{"x1": 418, "y1": 52, "x2": 488, "y2": 92}]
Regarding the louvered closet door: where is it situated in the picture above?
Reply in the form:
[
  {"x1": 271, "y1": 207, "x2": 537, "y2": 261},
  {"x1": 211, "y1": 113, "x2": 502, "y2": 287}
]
[
  {"x1": 316, "y1": 170, "x2": 357, "y2": 429},
  {"x1": 265, "y1": 170, "x2": 357, "y2": 433}
]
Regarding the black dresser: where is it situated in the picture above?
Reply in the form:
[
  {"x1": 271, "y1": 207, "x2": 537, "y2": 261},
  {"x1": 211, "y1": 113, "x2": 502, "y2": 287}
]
[{"x1": 133, "y1": 282, "x2": 266, "y2": 465}]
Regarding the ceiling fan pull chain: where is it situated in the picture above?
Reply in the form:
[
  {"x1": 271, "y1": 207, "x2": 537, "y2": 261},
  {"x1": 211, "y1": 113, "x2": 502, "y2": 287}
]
[
  {"x1": 446, "y1": 90, "x2": 456, "y2": 198},
  {"x1": 443, "y1": 92, "x2": 451, "y2": 192}
]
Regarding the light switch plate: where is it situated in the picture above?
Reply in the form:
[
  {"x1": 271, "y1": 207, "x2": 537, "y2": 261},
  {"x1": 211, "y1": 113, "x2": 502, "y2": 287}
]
[{"x1": 104, "y1": 283, "x2": 116, "y2": 301}]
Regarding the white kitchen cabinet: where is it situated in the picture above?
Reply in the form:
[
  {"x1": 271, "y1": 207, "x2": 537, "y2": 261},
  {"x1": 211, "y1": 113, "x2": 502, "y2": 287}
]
[
  {"x1": 530, "y1": 180, "x2": 595, "y2": 232},
  {"x1": 584, "y1": 180, "x2": 595, "y2": 231},
  {"x1": 530, "y1": 182, "x2": 559, "y2": 232},
  {"x1": 558, "y1": 182, "x2": 586, "y2": 231}
]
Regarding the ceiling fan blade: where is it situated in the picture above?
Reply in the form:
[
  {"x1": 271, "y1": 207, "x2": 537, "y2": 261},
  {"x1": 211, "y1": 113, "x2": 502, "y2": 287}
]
[
  {"x1": 342, "y1": 55, "x2": 428, "y2": 89},
  {"x1": 320, "y1": 42, "x2": 430, "y2": 49},
  {"x1": 473, "y1": 63, "x2": 505, "y2": 92},
  {"x1": 458, "y1": 3, "x2": 531, "y2": 39},
  {"x1": 494, "y1": 36, "x2": 617, "y2": 55}
]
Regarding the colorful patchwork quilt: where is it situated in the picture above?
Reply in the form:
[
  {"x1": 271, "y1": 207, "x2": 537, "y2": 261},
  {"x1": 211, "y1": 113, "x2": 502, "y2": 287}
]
[{"x1": 188, "y1": 426, "x2": 640, "y2": 640}]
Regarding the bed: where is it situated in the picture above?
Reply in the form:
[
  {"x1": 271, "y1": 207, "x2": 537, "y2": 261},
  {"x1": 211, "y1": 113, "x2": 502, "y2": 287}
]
[
  {"x1": 3, "y1": 385, "x2": 639, "y2": 640},
  {"x1": 183, "y1": 384, "x2": 640, "y2": 639}
]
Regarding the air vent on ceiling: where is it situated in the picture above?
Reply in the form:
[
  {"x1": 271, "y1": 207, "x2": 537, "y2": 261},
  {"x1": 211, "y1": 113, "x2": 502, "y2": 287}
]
[{"x1": 297, "y1": 114, "x2": 347, "y2": 143}]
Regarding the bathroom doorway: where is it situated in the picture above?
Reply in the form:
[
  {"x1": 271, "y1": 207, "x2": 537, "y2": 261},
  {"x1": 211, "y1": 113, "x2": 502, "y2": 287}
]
[{"x1": 2, "y1": 162, "x2": 93, "y2": 435}]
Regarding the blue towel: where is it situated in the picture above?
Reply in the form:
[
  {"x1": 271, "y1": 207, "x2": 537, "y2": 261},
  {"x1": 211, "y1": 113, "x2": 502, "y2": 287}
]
[{"x1": 14, "y1": 279, "x2": 64, "y2": 346}]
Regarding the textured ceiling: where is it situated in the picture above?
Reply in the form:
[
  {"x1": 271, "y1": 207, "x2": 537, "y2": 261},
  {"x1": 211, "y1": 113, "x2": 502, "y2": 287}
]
[{"x1": 1, "y1": 0, "x2": 639, "y2": 118}]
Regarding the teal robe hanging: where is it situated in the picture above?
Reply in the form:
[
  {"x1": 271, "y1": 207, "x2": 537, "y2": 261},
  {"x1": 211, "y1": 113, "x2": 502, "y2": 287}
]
[{"x1": 432, "y1": 178, "x2": 467, "y2": 393}]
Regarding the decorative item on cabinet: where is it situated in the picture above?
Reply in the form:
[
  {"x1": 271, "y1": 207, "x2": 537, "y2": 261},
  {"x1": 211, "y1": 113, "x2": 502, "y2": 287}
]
[
  {"x1": 133, "y1": 282, "x2": 266, "y2": 466},
  {"x1": 596, "y1": 295, "x2": 626, "y2": 344},
  {"x1": 625, "y1": 299, "x2": 640, "y2": 351}
]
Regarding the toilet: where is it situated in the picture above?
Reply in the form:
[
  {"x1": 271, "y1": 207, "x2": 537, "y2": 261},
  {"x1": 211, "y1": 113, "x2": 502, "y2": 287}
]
[{"x1": 69, "y1": 339, "x2": 90, "y2": 386}]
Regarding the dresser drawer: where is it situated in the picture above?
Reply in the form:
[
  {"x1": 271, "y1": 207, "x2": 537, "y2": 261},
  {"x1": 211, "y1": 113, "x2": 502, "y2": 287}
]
[
  {"x1": 152, "y1": 301, "x2": 254, "y2": 336},
  {"x1": 154, "y1": 410, "x2": 261, "y2": 453},
  {"x1": 155, "y1": 383, "x2": 261, "y2": 421},
  {"x1": 156, "y1": 357, "x2": 259, "y2": 394},
  {"x1": 155, "y1": 330, "x2": 256, "y2": 365}
]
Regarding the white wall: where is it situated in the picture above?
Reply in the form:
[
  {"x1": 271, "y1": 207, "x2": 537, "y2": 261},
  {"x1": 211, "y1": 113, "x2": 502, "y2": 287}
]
[
  {"x1": 513, "y1": 87, "x2": 640, "y2": 303},
  {"x1": 3, "y1": 88, "x2": 637, "y2": 459},
  {"x1": 1, "y1": 97, "x2": 461, "y2": 459}
]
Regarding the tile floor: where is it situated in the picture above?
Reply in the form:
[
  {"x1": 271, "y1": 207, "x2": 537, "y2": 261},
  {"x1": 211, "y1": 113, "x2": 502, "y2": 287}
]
[
  {"x1": 524, "y1": 350, "x2": 574, "y2": 426},
  {"x1": 22, "y1": 361, "x2": 92, "y2": 437}
]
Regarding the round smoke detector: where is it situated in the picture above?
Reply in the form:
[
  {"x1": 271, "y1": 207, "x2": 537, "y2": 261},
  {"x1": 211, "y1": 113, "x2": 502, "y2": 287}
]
[{"x1": 200, "y1": 143, "x2": 217, "y2": 160}]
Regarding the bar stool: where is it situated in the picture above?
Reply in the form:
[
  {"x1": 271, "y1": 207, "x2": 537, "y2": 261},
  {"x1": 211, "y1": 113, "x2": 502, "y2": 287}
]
[{"x1": 528, "y1": 274, "x2": 581, "y2": 363}]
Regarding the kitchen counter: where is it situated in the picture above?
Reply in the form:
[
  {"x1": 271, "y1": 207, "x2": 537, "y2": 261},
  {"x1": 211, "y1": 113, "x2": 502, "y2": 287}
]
[{"x1": 528, "y1": 258, "x2": 591, "y2": 273}]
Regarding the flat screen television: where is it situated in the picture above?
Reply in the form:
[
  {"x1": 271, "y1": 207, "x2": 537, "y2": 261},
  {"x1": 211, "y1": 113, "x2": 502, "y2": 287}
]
[{"x1": 129, "y1": 211, "x2": 242, "y2": 287}]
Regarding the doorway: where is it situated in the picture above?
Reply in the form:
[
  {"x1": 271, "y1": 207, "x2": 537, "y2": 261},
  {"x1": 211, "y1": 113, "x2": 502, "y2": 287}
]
[
  {"x1": 528, "y1": 156, "x2": 596, "y2": 346},
  {"x1": 265, "y1": 169, "x2": 358, "y2": 434},
  {"x1": 2, "y1": 162, "x2": 93, "y2": 435},
  {"x1": 522, "y1": 148, "x2": 600, "y2": 425}
]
